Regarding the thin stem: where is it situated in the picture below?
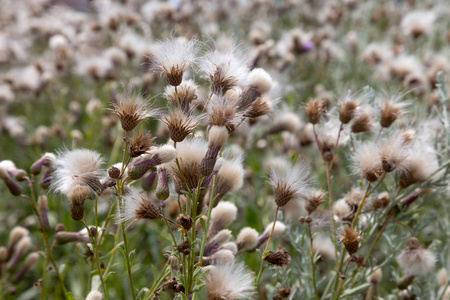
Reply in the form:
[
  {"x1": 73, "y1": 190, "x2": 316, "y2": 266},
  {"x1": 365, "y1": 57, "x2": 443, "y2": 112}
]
[
  {"x1": 351, "y1": 182, "x2": 372, "y2": 227},
  {"x1": 24, "y1": 179, "x2": 68, "y2": 298},
  {"x1": 80, "y1": 219, "x2": 108, "y2": 299},
  {"x1": 336, "y1": 258, "x2": 352, "y2": 299},
  {"x1": 145, "y1": 261, "x2": 170, "y2": 300},
  {"x1": 313, "y1": 125, "x2": 338, "y2": 261},
  {"x1": 307, "y1": 223, "x2": 319, "y2": 300},
  {"x1": 255, "y1": 206, "x2": 280, "y2": 285},
  {"x1": 121, "y1": 222, "x2": 136, "y2": 300}
]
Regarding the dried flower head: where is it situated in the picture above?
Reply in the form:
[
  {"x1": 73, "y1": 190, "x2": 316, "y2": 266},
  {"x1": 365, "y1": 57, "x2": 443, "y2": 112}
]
[
  {"x1": 333, "y1": 199, "x2": 352, "y2": 221},
  {"x1": 208, "y1": 202, "x2": 237, "y2": 239},
  {"x1": 379, "y1": 100, "x2": 407, "y2": 128},
  {"x1": 269, "y1": 160, "x2": 311, "y2": 207},
  {"x1": 164, "y1": 79, "x2": 198, "y2": 112},
  {"x1": 367, "y1": 268, "x2": 383, "y2": 284},
  {"x1": 129, "y1": 129, "x2": 155, "y2": 158},
  {"x1": 200, "y1": 126, "x2": 229, "y2": 176},
  {"x1": 372, "y1": 191, "x2": 391, "y2": 209},
  {"x1": 148, "y1": 38, "x2": 198, "y2": 86},
  {"x1": 162, "y1": 108, "x2": 202, "y2": 143},
  {"x1": 378, "y1": 132, "x2": 411, "y2": 173},
  {"x1": 401, "y1": 11, "x2": 436, "y2": 38},
  {"x1": 244, "y1": 96, "x2": 278, "y2": 118},
  {"x1": 339, "y1": 226, "x2": 361, "y2": 255},
  {"x1": 111, "y1": 90, "x2": 157, "y2": 132},
  {"x1": 304, "y1": 98, "x2": 326, "y2": 124},
  {"x1": 305, "y1": 190, "x2": 326, "y2": 215},
  {"x1": 396, "y1": 237, "x2": 436, "y2": 275},
  {"x1": 52, "y1": 149, "x2": 104, "y2": 196},
  {"x1": 207, "y1": 94, "x2": 240, "y2": 132},
  {"x1": 352, "y1": 142, "x2": 383, "y2": 182},
  {"x1": 351, "y1": 111, "x2": 373, "y2": 133},
  {"x1": 200, "y1": 48, "x2": 249, "y2": 95},
  {"x1": 265, "y1": 248, "x2": 291, "y2": 267},
  {"x1": 128, "y1": 145, "x2": 177, "y2": 180},
  {"x1": 117, "y1": 189, "x2": 160, "y2": 228},
  {"x1": 204, "y1": 262, "x2": 255, "y2": 300},
  {"x1": 339, "y1": 100, "x2": 358, "y2": 124},
  {"x1": 210, "y1": 156, "x2": 244, "y2": 206},
  {"x1": 235, "y1": 227, "x2": 259, "y2": 252},
  {"x1": 165, "y1": 138, "x2": 208, "y2": 194}
]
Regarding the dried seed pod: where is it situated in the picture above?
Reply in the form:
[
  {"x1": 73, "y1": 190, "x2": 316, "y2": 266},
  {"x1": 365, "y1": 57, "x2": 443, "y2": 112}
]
[
  {"x1": 200, "y1": 126, "x2": 228, "y2": 176},
  {"x1": 177, "y1": 240, "x2": 191, "y2": 255},
  {"x1": 265, "y1": 248, "x2": 291, "y2": 267},
  {"x1": 108, "y1": 166, "x2": 121, "y2": 179},
  {"x1": 304, "y1": 98, "x2": 326, "y2": 124},
  {"x1": 68, "y1": 185, "x2": 91, "y2": 221},
  {"x1": 305, "y1": 191, "x2": 326, "y2": 215},
  {"x1": 279, "y1": 287, "x2": 291, "y2": 298},
  {"x1": 339, "y1": 100, "x2": 357, "y2": 124},
  {"x1": 340, "y1": 226, "x2": 361, "y2": 255},
  {"x1": 129, "y1": 129, "x2": 155, "y2": 158},
  {"x1": 156, "y1": 167, "x2": 170, "y2": 200},
  {"x1": 177, "y1": 214, "x2": 193, "y2": 231}
]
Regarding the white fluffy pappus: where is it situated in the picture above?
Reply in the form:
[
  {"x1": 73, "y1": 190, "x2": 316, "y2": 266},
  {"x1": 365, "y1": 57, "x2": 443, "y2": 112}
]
[
  {"x1": 86, "y1": 290, "x2": 103, "y2": 300},
  {"x1": 235, "y1": 227, "x2": 259, "y2": 252},
  {"x1": 116, "y1": 188, "x2": 159, "y2": 228},
  {"x1": 199, "y1": 48, "x2": 249, "y2": 92},
  {"x1": 263, "y1": 221, "x2": 286, "y2": 239},
  {"x1": 268, "y1": 159, "x2": 311, "y2": 206},
  {"x1": 148, "y1": 37, "x2": 198, "y2": 75},
  {"x1": 247, "y1": 68, "x2": 273, "y2": 95},
  {"x1": 51, "y1": 148, "x2": 104, "y2": 196},
  {"x1": 397, "y1": 246, "x2": 436, "y2": 275},
  {"x1": 204, "y1": 262, "x2": 255, "y2": 300}
]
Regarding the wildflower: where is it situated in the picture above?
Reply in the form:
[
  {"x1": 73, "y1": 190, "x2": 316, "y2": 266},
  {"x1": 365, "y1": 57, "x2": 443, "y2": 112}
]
[
  {"x1": 11, "y1": 252, "x2": 39, "y2": 284},
  {"x1": 340, "y1": 226, "x2": 361, "y2": 255},
  {"x1": 204, "y1": 230, "x2": 232, "y2": 256},
  {"x1": 117, "y1": 189, "x2": 160, "y2": 228},
  {"x1": 206, "y1": 94, "x2": 240, "y2": 132},
  {"x1": 208, "y1": 202, "x2": 237, "y2": 239},
  {"x1": 268, "y1": 160, "x2": 311, "y2": 207},
  {"x1": 155, "y1": 166, "x2": 170, "y2": 200},
  {"x1": 148, "y1": 38, "x2": 198, "y2": 86},
  {"x1": 200, "y1": 126, "x2": 229, "y2": 176},
  {"x1": 333, "y1": 199, "x2": 352, "y2": 221},
  {"x1": 235, "y1": 227, "x2": 259, "y2": 253},
  {"x1": 111, "y1": 90, "x2": 157, "y2": 132},
  {"x1": 351, "y1": 111, "x2": 373, "y2": 133},
  {"x1": 162, "y1": 108, "x2": 202, "y2": 143},
  {"x1": 401, "y1": 11, "x2": 436, "y2": 38},
  {"x1": 200, "y1": 48, "x2": 249, "y2": 95},
  {"x1": 304, "y1": 98, "x2": 326, "y2": 124},
  {"x1": 86, "y1": 290, "x2": 103, "y2": 300},
  {"x1": 378, "y1": 133, "x2": 410, "y2": 173},
  {"x1": 396, "y1": 237, "x2": 436, "y2": 275},
  {"x1": 165, "y1": 138, "x2": 208, "y2": 194},
  {"x1": 205, "y1": 262, "x2": 255, "y2": 300},
  {"x1": 399, "y1": 143, "x2": 438, "y2": 188},
  {"x1": 265, "y1": 248, "x2": 290, "y2": 267},
  {"x1": 339, "y1": 99, "x2": 358, "y2": 124},
  {"x1": 257, "y1": 221, "x2": 286, "y2": 247},
  {"x1": 352, "y1": 142, "x2": 383, "y2": 182},
  {"x1": 268, "y1": 111, "x2": 302, "y2": 134},
  {"x1": 209, "y1": 156, "x2": 244, "y2": 206},
  {"x1": 305, "y1": 190, "x2": 326, "y2": 215},
  {"x1": 236, "y1": 68, "x2": 273, "y2": 112},
  {"x1": 202, "y1": 249, "x2": 235, "y2": 266},
  {"x1": 52, "y1": 149, "x2": 104, "y2": 196},
  {"x1": 164, "y1": 79, "x2": 198, "y2": 112},
  {"x1": 128, "y1": 144, "x2": 177, "y2": 180},
  {"x1": 128, "y1": 129, "x2": 155, "y2": 158},
  {"x1": 177, "y1": 214, "x2": 193, "y2": 231},
  {"x1": 372, "y1": 192, "x2": 391, "y2": 209},
  {"x1": 244, "y1": 95, "x2": 278, "y2": 118}
]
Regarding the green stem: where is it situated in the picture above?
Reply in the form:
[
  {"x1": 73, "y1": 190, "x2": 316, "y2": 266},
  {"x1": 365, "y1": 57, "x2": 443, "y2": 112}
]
[
  {"x1": 255, "y1": 206, "x2": 279, "y2": 286},
  {"x1": 121, "y1": 222, "x2": 136, "y2": 300},
  {"x1": 307, "y1": 223, "x2": 319, "y2": 300},
  {"x1": 80, "y1": 219, "x2": 108, "y2": 299}
]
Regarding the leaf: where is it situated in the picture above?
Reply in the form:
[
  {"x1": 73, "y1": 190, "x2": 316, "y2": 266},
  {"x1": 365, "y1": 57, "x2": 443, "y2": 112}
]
[
  {"x1": 340, "y1": 283, "x2": 371, "y2": 297},
  {"x1": 104, "y1": 271, "x2": 115, "y2": 281},
  {"x1": 192, "y1": 282, "x2": 205, "y2": 293}
]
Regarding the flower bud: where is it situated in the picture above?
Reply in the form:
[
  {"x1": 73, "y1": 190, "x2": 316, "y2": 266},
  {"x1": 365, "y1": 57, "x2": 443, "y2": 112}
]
[
  {"x1": 177, "y1": 214, "x2": 193, "y2": 231},
  {"x1": 12, "y1": 252, "x2": 39, "y2": 283},
  {"x1": 38, "y1": 195, "x2": 50, "y2": 231},
  {"x1": 108, "y1": 166, "x2": 121, "y2": 179},
  {"x1": 265, "y1": 248, "x2": 290, "y2": 267},
  {"x1": 156, "y1": 167, "x2": 170, "y2": 200},
  {"x1": 141, "y1": 171, "x2": 156, "y2": 191}
]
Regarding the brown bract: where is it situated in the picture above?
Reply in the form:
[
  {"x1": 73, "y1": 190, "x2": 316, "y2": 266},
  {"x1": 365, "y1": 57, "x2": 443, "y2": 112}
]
[
  {"x1": 129, "y1": 129, "x2": 155, "y2": 158},
  {"x1": 112, "y1": 99, "x2": 148, "y2": 132},
  {"x1": 162, "y1": 109, "x2": 199, "y2": 143}
]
